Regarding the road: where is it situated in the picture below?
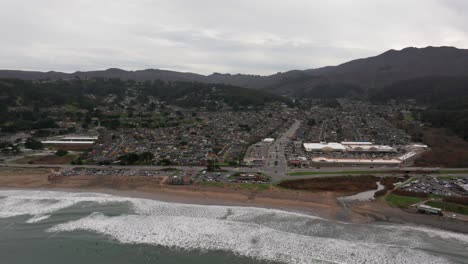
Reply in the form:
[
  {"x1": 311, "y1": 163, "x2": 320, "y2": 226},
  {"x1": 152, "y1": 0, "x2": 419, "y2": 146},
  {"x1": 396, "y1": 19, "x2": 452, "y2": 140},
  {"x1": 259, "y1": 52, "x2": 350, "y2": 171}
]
[
  {"x1": 261, "y1": 120, "x2": 301, "y2": 182},
  {"x1": 1, "y1": 161, "x2": 467, "y2": 182}
]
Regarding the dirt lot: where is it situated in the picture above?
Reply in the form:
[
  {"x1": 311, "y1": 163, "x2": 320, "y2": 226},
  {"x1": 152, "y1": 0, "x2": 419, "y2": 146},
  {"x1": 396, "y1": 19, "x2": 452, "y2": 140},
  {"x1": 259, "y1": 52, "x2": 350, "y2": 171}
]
[
  {"x1": 277, "y1": 175, "x2": 379, "y2": 195},
  {"x1": 13, "y1": 155, "x2": 76, "y2": 165}
]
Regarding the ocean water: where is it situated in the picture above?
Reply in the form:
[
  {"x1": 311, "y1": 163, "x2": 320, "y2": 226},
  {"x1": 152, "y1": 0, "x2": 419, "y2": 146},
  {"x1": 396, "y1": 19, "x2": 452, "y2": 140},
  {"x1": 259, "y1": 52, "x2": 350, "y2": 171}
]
[{"x1": 0, "y1": 190, "x2": 467, "y2": 264}]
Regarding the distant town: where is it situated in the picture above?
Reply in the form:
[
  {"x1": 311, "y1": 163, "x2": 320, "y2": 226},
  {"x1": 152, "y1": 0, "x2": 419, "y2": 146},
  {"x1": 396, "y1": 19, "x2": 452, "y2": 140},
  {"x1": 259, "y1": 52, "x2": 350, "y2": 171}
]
[{"x1": 1, "y1": 57, "x2": 468, "y2": 223}]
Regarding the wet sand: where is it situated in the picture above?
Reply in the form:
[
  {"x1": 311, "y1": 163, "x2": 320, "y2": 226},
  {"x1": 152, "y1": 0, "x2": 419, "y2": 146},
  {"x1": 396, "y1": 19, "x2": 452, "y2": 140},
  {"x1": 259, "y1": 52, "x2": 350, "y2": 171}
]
[{"x1": 0, "y1": 167, "x2": 466, "y2": 233}]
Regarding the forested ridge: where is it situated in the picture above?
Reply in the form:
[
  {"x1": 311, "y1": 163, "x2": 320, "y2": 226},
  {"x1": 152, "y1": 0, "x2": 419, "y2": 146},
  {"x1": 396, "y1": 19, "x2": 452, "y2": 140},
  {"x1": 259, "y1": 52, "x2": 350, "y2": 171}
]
[
  {"x1": 0, "y1": 78, "x2": 292, "y2": 132},
  {"x1": 370, "y1": 76, "x2": 468, "y2": 140}
]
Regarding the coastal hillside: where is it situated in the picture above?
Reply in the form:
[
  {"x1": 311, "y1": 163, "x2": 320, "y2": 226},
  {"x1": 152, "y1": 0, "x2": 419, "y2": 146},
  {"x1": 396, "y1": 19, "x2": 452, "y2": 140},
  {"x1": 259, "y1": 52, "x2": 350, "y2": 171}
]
[
  {"x1": 2, "y1": 46, "x2": 468, "y2": 98},
  {"x1": 0, "y1": 78, "x2": 292, "y2": 132}
]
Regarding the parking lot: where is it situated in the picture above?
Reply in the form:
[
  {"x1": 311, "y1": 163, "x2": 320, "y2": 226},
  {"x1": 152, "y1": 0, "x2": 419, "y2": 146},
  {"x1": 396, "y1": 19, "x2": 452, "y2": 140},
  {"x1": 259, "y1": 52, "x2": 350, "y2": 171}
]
[{"x1": 400, "y1": 177, "x2": 468, "y2": 196}]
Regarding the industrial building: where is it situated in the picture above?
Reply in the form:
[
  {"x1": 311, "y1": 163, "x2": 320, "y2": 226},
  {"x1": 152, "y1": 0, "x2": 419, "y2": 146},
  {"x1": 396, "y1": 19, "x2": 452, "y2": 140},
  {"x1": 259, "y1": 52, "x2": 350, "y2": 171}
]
[
  {"x1": 309, "y1": 143, "x2": 428, "y2": 167},
  {"x1": 341, "y1": 142, "x2": 395, "y2": 153},
  {"x1": 41, "y1": 136, "x2": 98, "y2": 150},
  {"x1": 311, "y1": 157, "x2": 402, "y2": 166},
  {"x1": 303, "y1": 142, "x2": 395, "y2": 153},
  {"x1": 303, "y1": 142, "x2": 347, "y2": 152}
]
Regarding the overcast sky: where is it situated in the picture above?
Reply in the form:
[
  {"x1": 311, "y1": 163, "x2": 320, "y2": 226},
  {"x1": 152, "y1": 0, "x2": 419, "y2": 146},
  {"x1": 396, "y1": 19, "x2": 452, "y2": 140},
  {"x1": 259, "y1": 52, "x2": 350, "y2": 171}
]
[{"x1": 1, "y1": 0, "x2": 468, "y2": 75}]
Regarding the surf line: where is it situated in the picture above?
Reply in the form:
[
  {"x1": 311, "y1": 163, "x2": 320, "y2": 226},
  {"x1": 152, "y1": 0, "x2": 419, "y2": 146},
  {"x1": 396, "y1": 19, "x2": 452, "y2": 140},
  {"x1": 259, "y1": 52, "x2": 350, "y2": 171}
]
[{"x1": 48, "y1": 231, "x2": 59, "y2": 240}]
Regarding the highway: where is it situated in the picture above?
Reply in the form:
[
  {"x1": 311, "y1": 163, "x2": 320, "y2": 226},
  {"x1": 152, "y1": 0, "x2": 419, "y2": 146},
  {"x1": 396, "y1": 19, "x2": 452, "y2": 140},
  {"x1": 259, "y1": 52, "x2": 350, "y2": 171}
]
[{"x1": 1, "y1": 161, "x2": 467, "y2": 183}]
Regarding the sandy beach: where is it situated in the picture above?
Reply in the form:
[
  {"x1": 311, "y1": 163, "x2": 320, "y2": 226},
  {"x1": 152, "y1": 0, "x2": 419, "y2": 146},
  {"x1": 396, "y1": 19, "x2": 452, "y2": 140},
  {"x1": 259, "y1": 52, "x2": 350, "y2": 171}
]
[{"x1": 0, "y1": 167, "x2": 466, "y2": 234}]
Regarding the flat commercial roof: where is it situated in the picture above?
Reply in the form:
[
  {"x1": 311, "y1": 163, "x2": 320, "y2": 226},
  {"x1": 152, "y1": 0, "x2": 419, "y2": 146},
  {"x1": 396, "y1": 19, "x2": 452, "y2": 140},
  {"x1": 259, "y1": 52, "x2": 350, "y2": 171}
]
[
  {"x1": 410, "y1": 144, "x2": 428, "y2": 148},
  {"x1": 304, "y1": 142, "x2": 395, "y2": 153},
  {"x1": 41, "y1": 141, "x2": 95, "y2": 144},
  {"x1": 311, "y1": 157, "x2": 401, "y2": 165},
  {"x1": 345, "y1": 144, "x2": 395, "y2": 152},
  {"x1": 341, "y1": 142, "x2": 373, "y2": 145},
  {"x1": 398, "y1": 151, "x2": 418, "y2": 161},
  {"x1": 62, "y1": 136, "x2": 98, "y2": 141},
  {"x1": 303, "y1": 143, "x2": 347, "y2": 152}
]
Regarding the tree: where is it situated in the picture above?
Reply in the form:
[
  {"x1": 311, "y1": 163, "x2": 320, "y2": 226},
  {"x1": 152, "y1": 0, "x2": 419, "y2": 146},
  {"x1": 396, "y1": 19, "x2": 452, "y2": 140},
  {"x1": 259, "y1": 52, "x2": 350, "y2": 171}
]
[
  {"x1": 157, "y1": 158, "x2": 172, "y2": 166},
  {"x1": 206, "y1": 160, "x2": 220, "y2": 171},
  {"x1": 71, "y1": 157, "x2": 83, "y2": 165},
  {"x1": 25, "y1": 138, "x2": 43, "y2": 150},
  {"x1": 0, "y1": 142, "x2": 20, "y2": 154},
  {"x1": 119, "y1": 152, "x2": 140, "y2": 165},
  {"x1": 55, "y1": 149, "x2": 68, "y2": 156},
  {"x1": 140, "y1": 151, "x2": 154, "y2": 165},
  {"x1": 147, "y1": 102, "x2": 156, "y2": 111},
  {"x1": 307, "y1": 118, "x2": 316, "y2": 126}
]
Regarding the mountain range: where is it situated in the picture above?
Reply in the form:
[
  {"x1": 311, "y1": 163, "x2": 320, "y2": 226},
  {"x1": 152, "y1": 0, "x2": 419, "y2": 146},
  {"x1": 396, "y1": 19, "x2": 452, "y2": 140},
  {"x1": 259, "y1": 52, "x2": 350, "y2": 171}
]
[{"x1": 1, "y1": 46, "x2": 468, "y2": 97}]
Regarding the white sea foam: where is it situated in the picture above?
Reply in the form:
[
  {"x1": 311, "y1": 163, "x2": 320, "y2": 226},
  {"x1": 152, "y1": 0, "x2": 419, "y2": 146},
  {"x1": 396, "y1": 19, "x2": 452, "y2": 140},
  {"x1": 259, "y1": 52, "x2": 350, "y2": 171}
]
[
  {"x1": 0, "y1": 190, "x2": 467, "y2": 264},
  {"x1": 48, "y1": 212, "x2": 454, "y2": 264},
  {"x1": 26, "y1": 214, "x2": 51, "y2": 224},
  {"x1": 383, "y1": 224, "x2": 468, "y2": 243}
]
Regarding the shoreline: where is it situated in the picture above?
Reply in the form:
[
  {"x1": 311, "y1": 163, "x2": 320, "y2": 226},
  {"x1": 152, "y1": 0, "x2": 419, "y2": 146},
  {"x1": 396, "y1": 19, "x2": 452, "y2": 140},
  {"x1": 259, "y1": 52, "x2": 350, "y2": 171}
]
[
  {"x1": 0, "y1": 167, "x2": 467, "y2": 234},
  {"x1": 2, "y1": 184, "x2": 468, "y2": 234}
]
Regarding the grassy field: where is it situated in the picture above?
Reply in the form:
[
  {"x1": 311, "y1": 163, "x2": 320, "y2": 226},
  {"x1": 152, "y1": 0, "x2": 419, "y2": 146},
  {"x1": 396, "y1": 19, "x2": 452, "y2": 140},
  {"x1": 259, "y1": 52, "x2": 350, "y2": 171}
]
[
  {"x1": 438, "y1": 170, "x2": 468, "y2": 175},
  {"x1": 385, "y1": 194, "x2": 424, "y2": 208},
  {"x1": 288, "y1": 170, "x2": 390, "y2": 176},
  {"x1": 238, "y1": 183, "x2": 271, "y2": 191},
  {"x1": 436, "y1": 175, "x2": 467, "y2": 180},
  {"x1": 289, "y1": 170, "x2": 468, "y2": 177},
  {"x1": 426, "y1": 201, "x2": 468, "y2": 215}
]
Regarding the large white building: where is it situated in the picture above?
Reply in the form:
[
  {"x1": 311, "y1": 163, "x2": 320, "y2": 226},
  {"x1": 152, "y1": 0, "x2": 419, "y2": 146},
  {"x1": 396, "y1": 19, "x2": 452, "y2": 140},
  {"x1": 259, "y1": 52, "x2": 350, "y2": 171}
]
[
  {"x1": 303, "y1": 142, "x2": 347, "y2": 152},
  {"x1": 343, "y1": 144, "x2": 395, "y2": 153},
  {"x1": 41, "y1": 135, "x2": 98, "y2": 150},
  {"x1": 303, "y1": 142, "x2": 395, "y2": 153},
  {"x1": 311, "y1": 157, "x2": 402, "y2": 166}
]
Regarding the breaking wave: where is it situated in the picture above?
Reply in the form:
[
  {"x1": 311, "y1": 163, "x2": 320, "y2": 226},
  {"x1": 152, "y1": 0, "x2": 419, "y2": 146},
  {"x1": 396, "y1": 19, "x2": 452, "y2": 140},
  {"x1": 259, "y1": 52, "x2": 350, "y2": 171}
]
[
  {"x1": 0, "y1": 190, "x2": 467, "y2": 264},
  {"x1": 25, "y1": 214, "x2": 51, "y2": 223}
]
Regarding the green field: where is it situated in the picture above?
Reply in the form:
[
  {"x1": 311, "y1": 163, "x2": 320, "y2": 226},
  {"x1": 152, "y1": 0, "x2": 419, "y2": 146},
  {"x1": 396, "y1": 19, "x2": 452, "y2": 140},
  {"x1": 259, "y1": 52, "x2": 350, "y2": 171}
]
[
  {"x1": 426, "y1": 201, "x2": 468, "y2": 215},
  {"x1": 289, "y1": 170, "x2": 468, "y2": 177},
  {"x1": 238, "y1": 183, "x2": 271, "y2": 191},
  {"x1": 199, "y1": 182, "x2": 271, "y2": 191},
  {"x1": 385, "y1": 194, "x2": 424, "y2": 208},
  {"x1": 436, "y1": 175, "x2": 468, "y2": 180},
  {"x1": 288, "y1": 170, "x2": 390, "y2": 176},
  {"x1": 439, "y1": 170, "x2": 468, "y2": 174}
]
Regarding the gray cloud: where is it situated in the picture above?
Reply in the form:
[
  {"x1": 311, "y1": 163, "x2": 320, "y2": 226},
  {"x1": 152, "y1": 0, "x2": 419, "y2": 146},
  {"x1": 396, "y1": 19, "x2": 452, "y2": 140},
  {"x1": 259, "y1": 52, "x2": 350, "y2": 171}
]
[{"x1": 0, "y1": 0, "x2": 467, "y2": 75}]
